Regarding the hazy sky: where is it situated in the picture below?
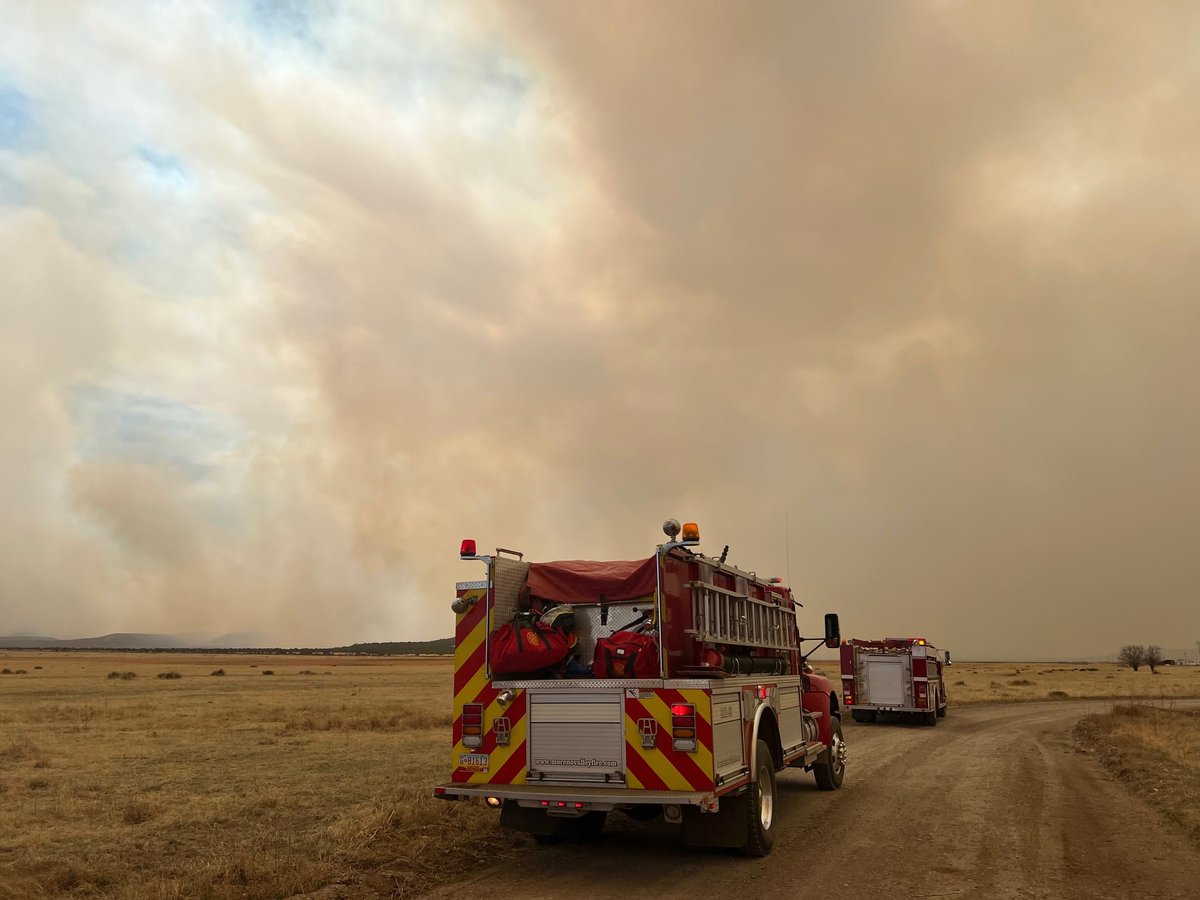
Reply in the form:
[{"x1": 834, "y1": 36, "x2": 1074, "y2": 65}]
[{"x1": 2, "y1": 1, "x2": 1198, "y2": 657}]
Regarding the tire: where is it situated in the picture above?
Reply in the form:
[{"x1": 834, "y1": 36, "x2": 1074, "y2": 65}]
[
  {"x1": 937, "y1": 703, "x2": 947, "y2": 718},
  {"x1": 851, "y1": 709, "x2": 867, "y2": 724},
  {"x1": 739, "y1": 739, "x2": 777, "y2": 857},
  {"x1": 923, "y1": 710, "x2": 937, "y2": 727},
  {"x1": 813, "y1": 717, "x2": 846, "y2": 790}
]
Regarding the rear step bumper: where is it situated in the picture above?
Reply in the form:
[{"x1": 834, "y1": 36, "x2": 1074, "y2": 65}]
[{"x1": 434, "y1": 783, "x2": 719, "y2": 810}]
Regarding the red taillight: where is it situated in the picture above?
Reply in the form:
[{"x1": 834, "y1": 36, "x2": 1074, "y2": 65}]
[
  {"x1": 671, "y1": 703, "x2": 697, "y2": 752},
  {"x1": 462, "y1": 703, "x2": 484, "y2": 747},
  {"x1": 460, "y1": 539, "x2": 477, "y2": 558}
]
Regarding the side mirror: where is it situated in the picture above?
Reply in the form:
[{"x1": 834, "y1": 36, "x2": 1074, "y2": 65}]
[
  {"x1": 823, "y1": 613, "x2": 840, "y2": 649},
  {"x1": 944, "y1": 650, "x2": 952, "y2": 666}
]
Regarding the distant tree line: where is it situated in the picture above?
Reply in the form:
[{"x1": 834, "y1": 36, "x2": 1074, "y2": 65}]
[
  {"x1": 6, "y1": 639, "x2": 455, "y2": 657},
  {"x1": 1117, "y1": 644, "x2": 1165, "y2": 672}
]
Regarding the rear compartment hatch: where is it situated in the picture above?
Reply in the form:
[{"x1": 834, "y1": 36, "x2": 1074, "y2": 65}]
[
  {"x1": 527, "y1": 689, "x2": 625, "y2": 784},
  {"x1": 864, "y1": 654, "x2": 909, "y2": 707}
]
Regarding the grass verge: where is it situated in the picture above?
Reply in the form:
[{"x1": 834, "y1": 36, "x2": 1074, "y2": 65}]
[{"x1": 1074, "y1": 703, "x2": 1200, "y2": 848}]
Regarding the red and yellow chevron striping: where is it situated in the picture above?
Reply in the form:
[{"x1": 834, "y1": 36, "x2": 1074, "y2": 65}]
[
  {"x1": 623, "y1": 688, "x2": 715, "y2": 792},
  {"x1": 450, "y1": 588, "x2": 528, "y2": 785}
]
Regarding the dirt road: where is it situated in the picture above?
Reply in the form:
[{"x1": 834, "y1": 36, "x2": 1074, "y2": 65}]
[{"x1": 422, "y1": 700, "x2": 1200, "y2": 899}]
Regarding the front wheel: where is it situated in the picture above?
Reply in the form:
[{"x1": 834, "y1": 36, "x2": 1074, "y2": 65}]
[
  {"x1": 811, "y1": 715, "x2": 849, "y2": 792},
  {"x1": 740, "y1": 739, "x2": 777, "y2": 857},
  {"x1": 813, "y1": 717, "x2": 846, "y2": 790}
]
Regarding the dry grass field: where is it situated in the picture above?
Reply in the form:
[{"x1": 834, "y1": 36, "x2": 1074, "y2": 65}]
[
  {"x1": 0, "y1": 652, "x2": 517, "y2": 899},
  {"x1": 2, "y1": 653, "x2": 1198, "y2": 898},
  {"x1": 808, "y1": 659, "x2": 1200, "y2": 704},
  {"x1": 1076, "y1": 703, "x2": 1200, "y2": 848}
]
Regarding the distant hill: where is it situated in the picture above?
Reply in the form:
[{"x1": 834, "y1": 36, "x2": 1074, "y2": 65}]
[
  {"x1": 0, "y1": 632, "x2": 273, "y2": 650},
  {"x1": 0, "y1": 633, "x2": 452, "y2": 655},
  {"x1": 334, "y1": 638, "x2": 454, "y2": 655}
]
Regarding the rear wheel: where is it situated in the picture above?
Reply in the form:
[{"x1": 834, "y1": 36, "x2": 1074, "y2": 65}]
[
  {"x1": 740, "y1": 739, "x2": 777, "y2": 857},
  {"x1": 813, "y1": 717, "x2": 846, "y2": 790},
  {"x1": 923, "y1": 710, "x2": 937, "y2": 726}
]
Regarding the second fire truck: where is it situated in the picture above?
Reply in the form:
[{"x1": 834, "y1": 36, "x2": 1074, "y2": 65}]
[{"x1": 839, "y1": 637, "x2": 950, "y2": 726}]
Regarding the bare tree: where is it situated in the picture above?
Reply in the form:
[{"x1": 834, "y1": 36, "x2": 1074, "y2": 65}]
[
  {"x1": 1118, "y1": 644, "x2": 1146, "y2": 671},
  {"x1": 1145, "y1": 645, "x2": 1164, "y2": 673}
]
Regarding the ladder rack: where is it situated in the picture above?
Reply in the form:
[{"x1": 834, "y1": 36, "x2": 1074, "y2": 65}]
[{"x1": 685, "y1": 582, "x2": 798, "y2": 651}]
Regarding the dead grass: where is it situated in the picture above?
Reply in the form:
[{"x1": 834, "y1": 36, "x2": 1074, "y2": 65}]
[
  {"x1": 1076, "y1": 703, "x2": 1200, "y2": 848},
  {"x1": 0, "y1": 651, "x2": 472, "y2": 899},
  {"x1": 3, "y1": 651, "x2": 1191, "y2": 898}
]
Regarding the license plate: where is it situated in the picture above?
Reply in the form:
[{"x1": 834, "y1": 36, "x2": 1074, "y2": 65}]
[{"x1": 459, "y1": 753, "x2": 489, "y2": 772}]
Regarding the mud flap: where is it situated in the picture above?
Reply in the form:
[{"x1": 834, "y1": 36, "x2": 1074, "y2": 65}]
[{"x1": 681, "y1": 795, "x2": 749, "y2": 848}]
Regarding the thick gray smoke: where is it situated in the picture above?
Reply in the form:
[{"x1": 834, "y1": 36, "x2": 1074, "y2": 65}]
[{"x1": 1, "y1": 1, "x2": 1197, "y2": 656}]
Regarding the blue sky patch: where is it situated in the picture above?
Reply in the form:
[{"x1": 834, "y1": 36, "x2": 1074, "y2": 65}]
[
  {"x1": 70, "y1": 384, "x2": 241, "y2": 481},
  {"x1": 135, "y1": 145, "x2": 191, "y2": 186},
  {"x1": 243, "y1": 0, "x2": 335, "y2": 50},
  {"x1": 0, "y1": 84, "x2": 32, "y2": 149}
]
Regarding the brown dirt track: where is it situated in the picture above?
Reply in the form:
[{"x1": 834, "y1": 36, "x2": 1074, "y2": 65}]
[{"x1": 422, "y1": 700, "x2": 1200, "y2": 900}]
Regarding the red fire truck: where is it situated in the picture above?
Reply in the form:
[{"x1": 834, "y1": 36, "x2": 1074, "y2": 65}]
[
  {"x1": 434, "y1": 519, "x2": 846, "y2": 855},
  {"x1": 839, "y1": 638, "x2": 950, "y2": 726}
]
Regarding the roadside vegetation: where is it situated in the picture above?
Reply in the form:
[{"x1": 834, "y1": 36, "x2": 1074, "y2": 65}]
[{"x1": 1075, "y1": 703, "x2": 1200, "y2": 848}]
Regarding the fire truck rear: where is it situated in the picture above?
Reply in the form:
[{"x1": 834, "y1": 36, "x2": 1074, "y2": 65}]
[
  {"x1": 839, "y1": 638, "x2": 950, "y2": 726},
  {"x1": 434, "y1": 519, "x2": 845, "y2": 855}
]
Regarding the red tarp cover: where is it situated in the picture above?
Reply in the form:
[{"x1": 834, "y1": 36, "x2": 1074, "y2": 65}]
[{"x1": 526, "y1": 557, "x2": 657, "y2": 604}]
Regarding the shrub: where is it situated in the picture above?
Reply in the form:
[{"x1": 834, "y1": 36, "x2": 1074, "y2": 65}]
[
  {"x1": 122, "y1": 800, "x2": 156, "y2": 824},
  {"x1": 157, "y1": 672, "x2": 182, "y2": 680},
  {"x1": 0, "y1": 669, "x2": 11, "y2": 675},
  {"x1": 262, "y1": 670, "x2": 275, "y2": 676},
  {"x1": 107, "y1": 671, "x2": 137, "y2": 680},
  {"x1": 1048, "y1": 690, "x2": 1069, "y2": 699},
  {"x1": 28, "y1": 778, "x2": 50, "y2": 791},
  {"x1": 14, "y1": 669, "x2": 27, "y2": 674},
  {"x1": 1008, "y1": 679, "x2": 1036, "y2": 686},
  {"x1": 211, "y1": 669, "x2": 226, "y2": 676}
]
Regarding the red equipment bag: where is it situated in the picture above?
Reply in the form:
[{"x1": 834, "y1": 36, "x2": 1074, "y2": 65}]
[
  {"x1": 593, "y1": 631, "x2": 659, "y2": 679},
  {"x1": 490, "y1": 618, "x2": 570, "y2": 675}
]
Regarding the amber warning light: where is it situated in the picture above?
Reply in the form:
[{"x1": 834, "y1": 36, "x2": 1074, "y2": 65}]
[{"x1": 460, "y1": 539, "x2": 477, "y2": 558}]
